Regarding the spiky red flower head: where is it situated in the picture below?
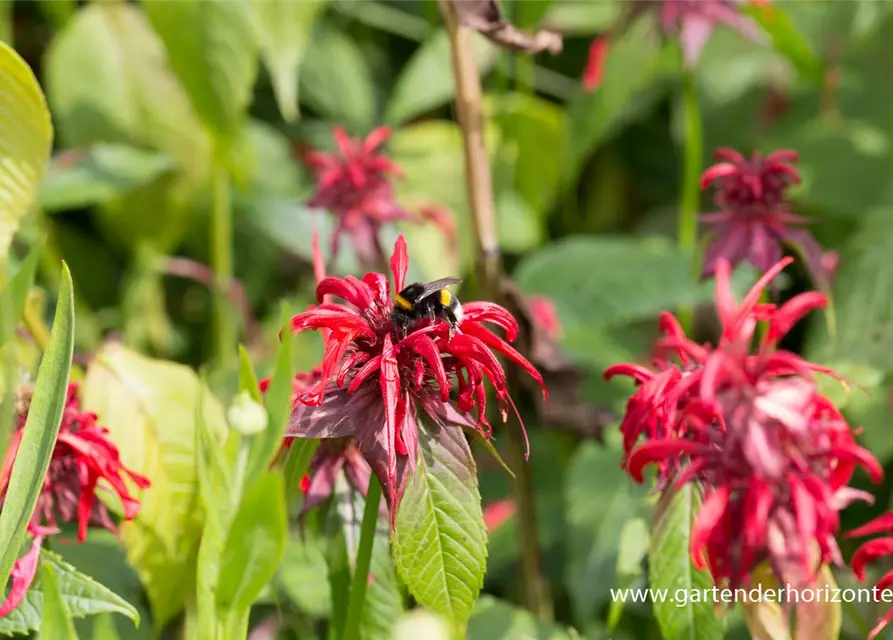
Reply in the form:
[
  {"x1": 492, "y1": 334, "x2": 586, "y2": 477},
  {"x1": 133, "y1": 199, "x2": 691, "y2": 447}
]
[
  {"x1": 304, "y1": 126, "x2": 412, "y2": 269},
  {"x1": 285, "y1": 235, "x2": 546, "y2": 519},
  {"x1": 848, "y1": 513, "x2": 893, "y2": 638},
  {"x1": 700, "y1": 148, "x2": 830, "y2": 289},
  {"x1": 605, "y1": 258, "x2": 881, "y2": 591},
  {"x1": 654, "y1": 0, "x2": 757, "y2": 66},
  {"x1": 0, "y1": 382, "x2": 150, "y2": 617}
]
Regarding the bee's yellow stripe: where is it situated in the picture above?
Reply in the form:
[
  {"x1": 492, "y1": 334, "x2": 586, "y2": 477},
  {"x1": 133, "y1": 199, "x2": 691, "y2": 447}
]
[
  {"x1": 394, "y1": 295, "x2": 413, "y2": 310},
  {"x1": 440, "y1": 289, "x2": 452, "y2": 306}
]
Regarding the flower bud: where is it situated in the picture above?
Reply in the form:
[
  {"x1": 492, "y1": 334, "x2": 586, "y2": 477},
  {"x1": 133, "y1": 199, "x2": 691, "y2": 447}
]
[{"x1": 227, "y1": 391, "x2": 268, "y2": 436}]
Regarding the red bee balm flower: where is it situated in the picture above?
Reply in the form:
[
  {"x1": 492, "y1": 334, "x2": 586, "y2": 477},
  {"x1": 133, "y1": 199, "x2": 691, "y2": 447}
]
[
  {"x1": 305, "y1": 126, "x2": 412, "y2": 269},
  {"x1": 848, "y1": 513, "x2": 893, "y2": 638},
  {"x1": 0, "y1": 382, "x2": 150, "y2": 616},
  {"x1": 605, "y1": 257, "x2": 881, "y2": 591},
  {"x1": 285, "y1": 235, "x2": 546, "y2": 519},
  {"x1": 701, "y1": 148, "x2": 830, "y2": 289}
]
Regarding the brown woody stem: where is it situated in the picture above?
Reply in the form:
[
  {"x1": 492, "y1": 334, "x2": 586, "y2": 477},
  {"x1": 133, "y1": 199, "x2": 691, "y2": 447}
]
[{"x1": 439, "y1": 0, "x2": 552, "y2": 619}]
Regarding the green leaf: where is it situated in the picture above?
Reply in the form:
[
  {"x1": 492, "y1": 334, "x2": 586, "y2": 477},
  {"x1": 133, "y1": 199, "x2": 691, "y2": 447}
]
[
  {"x1": 39, "y1": 145, "x2": 173, "y2": 214},
  {"x1": 143, "y1": 0, "x2": 258, "y2": 142},
  {"x1": 0, "y1": 244, "x2": 41, "y2": 339},
  {"x1": 237, "y1": 345, "x2": 262, "y2": 404},
  {"x1": 793, "y1": 565, "x2": 841, "y2": 640},
  {"x1": 562, "y1": 18, "x2": 676, "y2": 191},
  {"x1": 246, "y1": 308, "x2": 293, "y2": 486},
  {"x1": 299, "y1": 26, "x2": 376, "y2": 130},
  {"x1": 394, "y1": 610, "x2": 452, "y2": 640},
  {"x1": 649, "y1": 484, "x2": 723, "y2": 640},
  {"x1": 0, "y1": 263, "x2": 73, "y2": 593},
  {"x1": 385, "y1": 29, "x2": 497, "y2": 126},
  {"x1": 39, "y1": 558, "x2": 79, "y2": 640},
  {"x1": 467, "y1": 596, "x2": 576, "y2": 640},
  {"x1": 282, "y1": 438, "x2": 320, "y2": 506},
  {"x1": 215, "y1": 471, "x2": 287, "y2": 613},
  {"x1": 43, "y1": 1, "x2": 212, "y2": 252},
  {"x1": 741, "y1": 561, "x2": 791, "y2": 640},
  {"x1": 249, "y1": 0, "x2": 325, "y2": 123},
  {"x1": 0, "y1": 41, "x2": 53, "y2": 264},
  {"x1": 90, "y1": 614, "x2": 122, "y2": 640},
  {"x1": 276, "y1": 531, "x2": 331, "y2": 617},
  {"x1": 743, "y1": 2, "x2": 823, "y2": 84},
  {"x1": 393, "y1": 420, "x2": 487, "y2": 633},
  {"x1": 564, "y1": 439, "x2": 647, "y2": 621},
  {"x1": 607, "y1": 516, "x2": 649, "y2": 631},
  {"x1": 81, "y1": 344, "x2": 228, "y2": 628},
  {"x1": 514, "y1": 235, "x2": 745, "y2": 331},
  {"x1": 0, "y1": 549, "x2": 139, "y2": 636}
]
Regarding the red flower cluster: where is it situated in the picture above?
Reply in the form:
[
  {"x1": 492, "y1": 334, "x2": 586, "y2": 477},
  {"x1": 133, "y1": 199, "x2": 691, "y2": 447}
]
[
  {"x1": 0, "y1": 383, "x2": 149, "y2": 616},
  {"x1": 701, "y1": 148, "x2": 829, "y2": 289},
  {"x1": 285, "y1": 235, "x2": 546, "y2": 519},
  {"x1": 605, "y1": 257, "x2": 881, "y2": 591}
]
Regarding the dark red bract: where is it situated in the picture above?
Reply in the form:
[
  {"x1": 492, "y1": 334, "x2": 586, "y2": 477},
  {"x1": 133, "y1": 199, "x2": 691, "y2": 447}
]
[
  {"x1": 700, "y1": 148, "x2": 829, "y2": 289},
  {"x1": 0, "y1": 382, "x2": 150, "y2": 617},
  {"x1": 605, "y1": 257, "x2": 881, "y2": 591},
  {"x1": 848, "y1": 513, "x2": 893, "y2": 638},
  {"x1": 285, "y1": 235, "x2": 546, "y2": 520}
]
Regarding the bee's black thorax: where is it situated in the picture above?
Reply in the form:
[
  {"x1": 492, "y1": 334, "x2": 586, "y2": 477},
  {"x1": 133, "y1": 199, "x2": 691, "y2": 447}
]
[{"x1": 390, "y1": 280, "x2": 464, "y2": 335}]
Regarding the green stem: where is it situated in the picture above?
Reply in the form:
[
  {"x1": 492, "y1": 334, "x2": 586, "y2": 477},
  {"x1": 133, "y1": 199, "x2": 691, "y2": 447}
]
[
  {"x1": 677, "y1": 65, "x2": 703, "y2": 333},
  {"x1": 341, "y1": 476, "x2": 382, "y2": 640},
  {"x1": 211, "y1": 158, "x2": 235, "y2": 369}
]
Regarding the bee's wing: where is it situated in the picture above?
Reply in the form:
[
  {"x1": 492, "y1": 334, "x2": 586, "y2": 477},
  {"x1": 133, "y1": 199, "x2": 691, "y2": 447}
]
[{"x1": 416, "y1": 277, "x2": 463, "y2": 301}]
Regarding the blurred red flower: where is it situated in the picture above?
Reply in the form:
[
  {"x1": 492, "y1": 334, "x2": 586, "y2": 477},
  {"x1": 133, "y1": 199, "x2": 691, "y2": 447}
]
[
  {"x1": 606, "y1": 257, "x2": 881, "y2": 590},
  {"x1": 700, "y1": 148, "x2": 830, "y2": 289},
  {"x1": 848, "y1": 513, "x2": 893, "y2": 638},
  {"x1": 305, "y1": 126, "x2": 412, "y2": 269},
  {"x1": 0, "y1": 382, "x2": 150, "y2": 616},
  {"x1": 528, "y1": 296, "x2": 563, "y2": 340},
  {"x1": 285, "y1": 234, "x2": 546, "y2": 521}
]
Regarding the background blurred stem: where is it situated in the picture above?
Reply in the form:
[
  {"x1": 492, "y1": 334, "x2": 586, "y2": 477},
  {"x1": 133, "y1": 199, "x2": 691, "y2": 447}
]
[
  {"x1": 439, "y1": 0, "x2": 552, "y2": 620},
  {"x1": 677, "y1": 65, "x2": 703, "y2": 333},
  {"x1": 211, "y1": 155, "x2": 235, "y2": 369}
]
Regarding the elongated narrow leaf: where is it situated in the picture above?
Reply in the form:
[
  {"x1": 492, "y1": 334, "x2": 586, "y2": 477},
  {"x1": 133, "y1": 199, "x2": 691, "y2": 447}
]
[
  {"x1": 393, "y1": 421, "x2": 487, "y2": 632},
  {"x1": 39, "y1": 559, "x2": 79, "y2": 640},
  {"x1": 283, "y1": 438, "x2": 320, "y2": 505},
  {"x1": 143, "y1": 0, "x2": 258, "y2": 141},
  {"x1": 0, "y1": 42, "x2": 53, "y2": 264},
  {"x1": 215, "y1": 471, "x2": 287, "y2": 613},
  {"x1": 0, "y1": 263, "x2": 74, "y2": 594},
  {"x1": 81, "y1": 344, "x2": 228, "y2": 627},
  {"x1": 0, "y1": 549, "x2": 139, "y2": 636},
  {"x1": 648, "y1": 484, "x2": 723, "y2": 640},
  {"x1": 237, "y1": 345, "x2": 262, "y2": 404},
  {"x1": 0, "y1": 244, "x2": 41, "y2": 339},
  {"x1": 246, "y1": 310, "x2": 292, "y2": 486},
  {"x1": 194, "y1": 376, "x2": 234, "y2": 639},
  {"x1": 249, "y1": 0, "x2": 325, "y2": 123}
]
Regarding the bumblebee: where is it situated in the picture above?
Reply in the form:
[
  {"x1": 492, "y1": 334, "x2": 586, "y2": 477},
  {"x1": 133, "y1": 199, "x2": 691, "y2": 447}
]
[{"x1": 391, "y1": 277, "x2": 464, "y2": 335}]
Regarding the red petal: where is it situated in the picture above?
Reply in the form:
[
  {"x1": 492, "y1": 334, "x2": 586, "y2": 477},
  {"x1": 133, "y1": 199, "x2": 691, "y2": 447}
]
[
  {"x1": 401, "y1": 333, "x2": 450, "y2": 400},
  {"x1": 348, "y1": 355, "x2": 383, "y2": 394},
  {"x1": 460, "y1": 322, "x2": 545, "y2": 396},
  {"x1": 848, "y1": 513, "x2": 893, "y2": 540},
  {"x1": 714, "y1": 148, "x2": 746, "y2": 164},
  {"x1": 700, "y1": 162, "x2": 739, "y2": 189},
  {"x1": 626, "y1": 440, "x2": 705, "y2": 483},
  {"x1": 690, "y1": 486, "x2": 730, "y2": 570},
  {"x1": 380, "y1": 334, "x2": 399, "y2": 495},
  {"x1": 483, "y1": 499, "x2": 516, "y2": 532},
  {"x1": 312, "y1": 230, "x2": 327, "y2": 288},
  {"x1": 362, "y1": 126, "x2": 392, "y2": 154},
  {"x1": 0, "y1": 529, "x2": 46, "y2": 617},
  {"x1": 0, "y1": 429, "x2": 23, "y2": 498},
  {"x1": 461, "y1": 302, "x2": 519, "y2": 341},
  {"x1": 851, "y1": 538, "x2": 893, "y2": 581},
  {"x1": 829, "y1": 444, "x2": 884, "y2": 484},
  {"x1": 333, "y1": 126, "x2": 354, "y2": 159},
  {"x1": 390, "y1": 235, "x2": 409, "y2": 293},
  {"x1": 604, "y1": 363, "x2": 654, "y2": 383},
  {"x1": 766, "y1": 292, "x2": 827, "y2": 344},
  {"x1": 582, "y1": 36, "x2": 610, "y2": 92}
]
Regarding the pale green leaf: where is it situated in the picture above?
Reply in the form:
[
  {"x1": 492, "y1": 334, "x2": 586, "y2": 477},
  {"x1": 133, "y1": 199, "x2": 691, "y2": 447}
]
[
  {"x1": 0, "y1": 243, "x2": 41, "y2": 339},
  {"x1": 393, "y1": 420, "x2": 487, "y2": 632},
  {"x1": 39, "y1": 145, "x2": 173, "y2": 214},
  {"x1": 216, "y1": 471, "x2": 287, "y2": 613},
  {"x1": 43, "y1": 2, "x2": 211, "y2": 252},
  {"x1": 564, "y1": 439, "x2": 647, "y2": 621},
  {"x1": 514, "y1": 235, "x2": 748, "y2": 331},
  {"x1": 39, "y1": 559, "x2": 79, "y2": 640},
  {"x1": 742, "y1": 561, "x2": 791, "y2": 640},
  {"x1": 299, "y1": 26, "x2": 376, "y2": 130},
  {"x1": 649, "y1": 484, "x2": 724, "y2": 640},
  {"x1": 794, "y1": 565, "x2": 841, "y2": 640},
  {"x1": 81, "y1": 344, "x2": 228, "y2": 628},
  {"x1": 467, "y1": 596, "x2": 576, "y2": 640},
  {"x1": 0, "y1": 42, "x2": 53, "y2": 263},
  {"x1": 237, "y1": 345, "x2": 262, "y2": 404},
  {"x1": 385, "y1": 29, "x2": 497, "y2": 126},
  {"x1": 394, "y1": 610, "x2": 452, "y2": 640},
  {"x1": 143, "y1": 0, "x2": 258, "y2": 141},
  {"x1": 0, "y1": 264, "x2": 73, "y2": 593},
  {"x1": 608, "y1": 517, "x2": 650, "y2": 631},
  {"x1": 743, "y1": 2, "x2": 823, "y2": 83},
  {"x1": 250, "y1": 0, "x2": 325, "y2": 123},
  {"x1": 90, "y1": 614, "x2": 122, "y2": 640},
  {"x1": 276, "y1": 531, "x2": 331, "y2": 617},
  {"x1": 0, "y1": 549, "x2": 139, "y2": 636}
]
